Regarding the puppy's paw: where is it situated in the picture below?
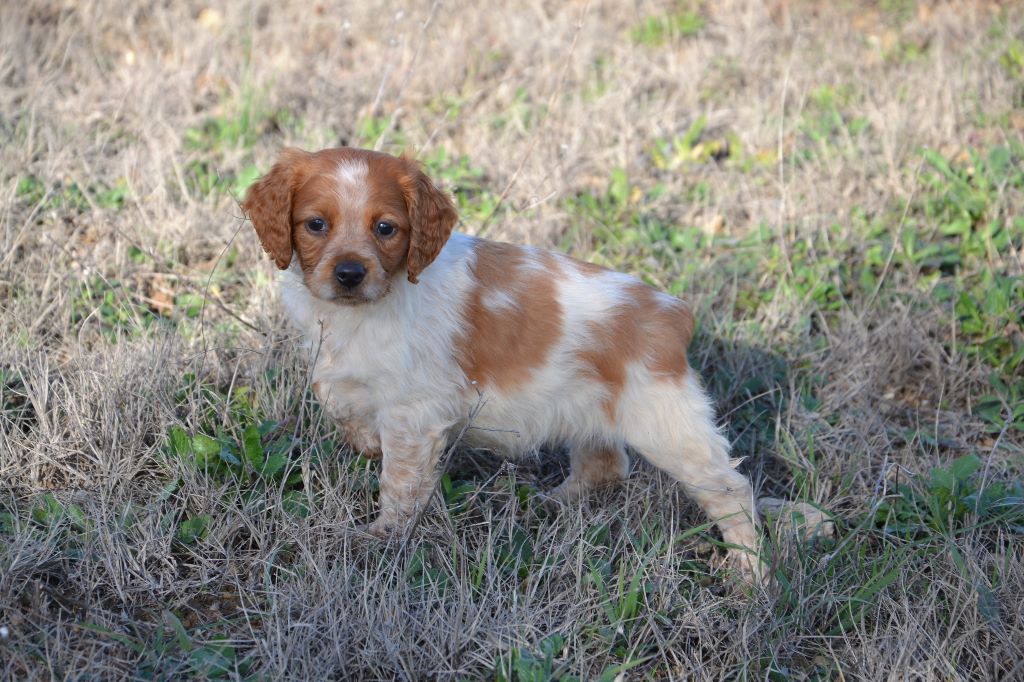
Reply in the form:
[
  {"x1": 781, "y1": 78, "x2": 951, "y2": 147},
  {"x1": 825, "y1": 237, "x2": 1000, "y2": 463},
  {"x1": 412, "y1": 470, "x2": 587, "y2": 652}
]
[
  {"x1": 365, "y1": 517, "x2": 395, "y2": 538},
  {"x1": 535, "y1": 476, "x2": 589, "y2": 515},
  {"x1": 726, "y1": 549, "x2": 767, "y2": 591},
  {"x1": 364, "y1": 513, "x2": 415, "y2": 539},
  {"x1": 359, "y1": 446, "x2": 384, "y2": 460},
  {"x1": 546, "y1": 476, "x2": 585, "y2": 504},
  {"x1": 348, "y1": 444, "x2": 383, "y2": 461}
]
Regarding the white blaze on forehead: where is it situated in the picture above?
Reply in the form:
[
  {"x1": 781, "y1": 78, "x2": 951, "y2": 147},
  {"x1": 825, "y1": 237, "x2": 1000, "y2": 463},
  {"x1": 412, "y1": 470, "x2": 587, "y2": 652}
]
[{"x1": 334, "y1": 158, "x2": 370, "y2": 207}]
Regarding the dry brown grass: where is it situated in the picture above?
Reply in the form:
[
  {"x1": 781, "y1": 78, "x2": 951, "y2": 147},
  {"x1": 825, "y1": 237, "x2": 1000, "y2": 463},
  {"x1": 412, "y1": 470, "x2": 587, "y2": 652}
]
[{"x1": 2, "y1": 1, "x2": 1023, "y2": 679}]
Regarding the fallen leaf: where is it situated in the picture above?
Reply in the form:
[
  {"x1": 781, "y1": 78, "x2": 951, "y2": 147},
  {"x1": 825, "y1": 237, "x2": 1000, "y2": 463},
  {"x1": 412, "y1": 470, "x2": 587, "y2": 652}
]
[
  {"x1": 197, "y1": 8, "x2": 223, "y2": 34},
  {"x1": 148, "y1": 274, "x2": 175, "y2": 316}
]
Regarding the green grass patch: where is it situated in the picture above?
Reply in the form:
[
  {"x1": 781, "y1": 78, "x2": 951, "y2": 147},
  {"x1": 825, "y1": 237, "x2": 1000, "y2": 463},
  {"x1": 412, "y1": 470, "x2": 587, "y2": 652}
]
[
  {"x1": 70, "y1": 277, "x2": 161, "y2": 341},
  {"x1": 182, "y1": 83, "x2": 295, "y2": 201},
  {"x1": 875, "y1": 454, "x2": 1024, "y2": 538},
  {"x1": 567, "y1": 140, "x2": 1022, "y2": 449},
  {"x1": 631, "y1": 4, "x2": 705, "y2": 46},
  {"x1": 17, "y1": 174, "x2": 130, "y2": 213},
  {"x1": 422, "y1": 147, "x2": 504, "y2": 225},
  {"x1": 797, "y1": 85, "x2": 871, "y2": 161},
  {"x1": 648, "y1": 116, "x2": 748, "y2": 170},
  {"x1": 81, "y1": 613, "x2": 248, "y2": 679}
]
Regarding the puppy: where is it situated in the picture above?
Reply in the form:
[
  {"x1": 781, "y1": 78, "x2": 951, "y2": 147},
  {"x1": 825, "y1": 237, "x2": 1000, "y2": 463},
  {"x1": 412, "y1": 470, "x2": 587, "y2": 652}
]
[{"x1": 243, "y1": 147, "x2": 762, "y2": 582}]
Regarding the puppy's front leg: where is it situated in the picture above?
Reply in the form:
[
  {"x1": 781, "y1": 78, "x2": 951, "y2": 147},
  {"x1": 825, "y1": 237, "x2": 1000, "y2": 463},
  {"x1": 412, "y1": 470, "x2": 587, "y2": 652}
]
[
  {"x1": 368, "y1": 422, "x2": 447, "y2": 536},
  {"x1": 312, "y1": 380, "x2": 383, "y2": 458}
]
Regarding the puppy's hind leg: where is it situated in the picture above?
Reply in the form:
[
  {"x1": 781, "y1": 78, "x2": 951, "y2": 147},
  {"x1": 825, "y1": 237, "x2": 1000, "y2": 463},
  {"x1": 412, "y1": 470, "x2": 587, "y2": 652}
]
[
  {"x1": 550, "y1": 442, "x2": 630, "y2": 502},
  {"x1": 621, "y1": 373, "x2": 762, "y2": 584}
]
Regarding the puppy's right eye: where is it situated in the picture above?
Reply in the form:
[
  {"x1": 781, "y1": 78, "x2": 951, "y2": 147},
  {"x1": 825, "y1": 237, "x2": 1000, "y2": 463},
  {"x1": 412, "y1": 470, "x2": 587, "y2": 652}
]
[{"x1": 306, "y1": 218, "x2": 327, "y2": 233}]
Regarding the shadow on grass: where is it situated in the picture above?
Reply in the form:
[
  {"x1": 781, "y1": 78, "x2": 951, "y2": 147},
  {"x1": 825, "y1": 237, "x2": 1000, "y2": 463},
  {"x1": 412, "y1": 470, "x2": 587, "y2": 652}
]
[{"x1": 692, "y1": 330, "x2": 794, "y2": 500}]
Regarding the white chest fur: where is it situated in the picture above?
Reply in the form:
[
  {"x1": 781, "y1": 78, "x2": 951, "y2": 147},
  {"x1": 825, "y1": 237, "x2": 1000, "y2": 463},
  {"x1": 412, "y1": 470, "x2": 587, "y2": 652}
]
[{"x1": 278, "y1": 233, "x2": 477, "y2": 433}]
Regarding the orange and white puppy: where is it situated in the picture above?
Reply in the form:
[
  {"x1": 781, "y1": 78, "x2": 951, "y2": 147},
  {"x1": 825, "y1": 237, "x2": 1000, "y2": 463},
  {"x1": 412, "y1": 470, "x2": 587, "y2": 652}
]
[{"x1": 244, "y1": 147, "x2": 762, "y2": 582}]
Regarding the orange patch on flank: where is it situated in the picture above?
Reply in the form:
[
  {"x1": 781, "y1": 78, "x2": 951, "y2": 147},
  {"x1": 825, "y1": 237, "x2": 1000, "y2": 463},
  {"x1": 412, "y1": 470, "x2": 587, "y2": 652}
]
[
  {"x1": 457, "y1": 240, "x2": 564, "y2": 391},
  {"x1": 578, "y1": 282, "x2": 694, "y2": 420}
]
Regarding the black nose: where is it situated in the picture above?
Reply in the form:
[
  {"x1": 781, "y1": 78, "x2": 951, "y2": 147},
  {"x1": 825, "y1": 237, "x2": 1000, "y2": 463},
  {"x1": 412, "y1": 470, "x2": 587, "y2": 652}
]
[{"x1": 334, "y1": 261, "x2": 366, "y2": 289}]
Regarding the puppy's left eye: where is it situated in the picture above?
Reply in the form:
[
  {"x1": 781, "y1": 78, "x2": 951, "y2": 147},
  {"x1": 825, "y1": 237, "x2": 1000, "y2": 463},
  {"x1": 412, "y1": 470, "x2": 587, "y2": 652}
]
[{"x1": 375, "y1": 221, "x2": 396, "y2": 237}]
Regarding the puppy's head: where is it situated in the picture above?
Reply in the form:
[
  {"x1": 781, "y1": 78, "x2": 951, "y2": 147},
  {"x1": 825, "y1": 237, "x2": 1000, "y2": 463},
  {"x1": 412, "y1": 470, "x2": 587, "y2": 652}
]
[{"x1": 243, "y1": 147, "x2": 458, "y2": 304}]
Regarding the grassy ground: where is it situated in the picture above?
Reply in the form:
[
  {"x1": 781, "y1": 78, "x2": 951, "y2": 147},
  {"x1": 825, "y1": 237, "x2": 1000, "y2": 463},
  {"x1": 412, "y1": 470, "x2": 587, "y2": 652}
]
[{"x1": 2, "y1": 0, "x2": 1023, "y2": 679}]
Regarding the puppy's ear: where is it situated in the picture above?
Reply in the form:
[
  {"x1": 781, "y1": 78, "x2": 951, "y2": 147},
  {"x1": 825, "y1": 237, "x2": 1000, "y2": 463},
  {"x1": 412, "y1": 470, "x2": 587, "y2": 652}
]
[
  {"x1": 243, "y1": 148, "x2": 311, "y2": 269},
  {"x1": 402, "y1": 158, "x2": 458, "y2": 284}
]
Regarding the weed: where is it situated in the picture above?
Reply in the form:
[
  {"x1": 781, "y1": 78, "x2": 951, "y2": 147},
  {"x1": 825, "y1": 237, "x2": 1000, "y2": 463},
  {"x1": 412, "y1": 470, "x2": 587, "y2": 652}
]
[
  {"x1": 495, "y1": 634, "x2": 573, "y2": 682},
  {"x1": 82, "y1": 613, "x2": 246, "y2": 680},
  {"x1": 356, "y1": 114, "x2": 407, "y2": 151},
  {"x1": 183, "y1": 84, "x2": 287, "y2": 200},
  {"x1": 167, "y1": 417, "x2": 296, "y2": 485},
  {"x1": 798, "y1": 85, "x2": 870, "y2": 160},
  {"x1": 999, "y1": 38, "x2": 1024, "y2": 81},
  {"x1": 70, "y1": 277, "x2": 160, "y2": 341},
  {"x1": 422, "y1": 147, "x2": 503, "y2": 224},
  {"x1": 880, "y1": 0, "x2": 916, "y2": 24},
  {"x1": 17, "y1": 175, "x2": 129, "y2": 213},
  {"x1": 874, "y1": 454, "x2": 1024, "y2": 538},
  {"x1": 649, "y1": 116, "x2": 743, "y2": 169},
  {"x1": 494, "y1": 523, "x2": 535, "y2": 580},
  {"x1": 405, "y1": 546, "x2": 450, "y2": 592},
  {"x1": 631, "y1": 5, "x2": 705, "y2": 46},
  {"x1": 586, "y1": 551, "x2": 653, "y2": 646}
]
